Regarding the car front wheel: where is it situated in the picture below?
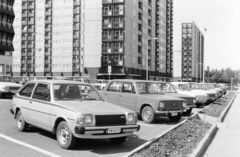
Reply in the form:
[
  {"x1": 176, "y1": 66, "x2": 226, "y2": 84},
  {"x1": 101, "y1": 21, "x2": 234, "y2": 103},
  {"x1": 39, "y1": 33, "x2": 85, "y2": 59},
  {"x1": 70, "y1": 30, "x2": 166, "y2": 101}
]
[
  {"x1": 109, "y1": 136, "x2": 127, "y2": 144},
  {"x1": 16, "y1": 110, "x2": 28, "y2": 132},
  {"x1": 168, "y1": 113, "x2": 182, "y2": 122},
  {"x1": 141, "y1": 106, "x2": 155, "y2": 123},
  {"x1": 56, "y1": 121, "x2": 76, "y2": 149},
  {"x1": 183, "y1": 108, "x2": 192, "y2": 115}
]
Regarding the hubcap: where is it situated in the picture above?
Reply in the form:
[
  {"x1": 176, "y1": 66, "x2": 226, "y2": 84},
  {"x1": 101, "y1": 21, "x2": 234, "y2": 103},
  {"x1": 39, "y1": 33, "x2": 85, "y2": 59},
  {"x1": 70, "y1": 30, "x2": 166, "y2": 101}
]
[
  {"x1": 143, "y1": 108, "x2": 152, "y2": 120},
  {"x1": 18, "y1": 114, "x2": 23, "y2": 129},
  {"x1": 59, "y1": 126, "x2": 69, "y2": 145}
]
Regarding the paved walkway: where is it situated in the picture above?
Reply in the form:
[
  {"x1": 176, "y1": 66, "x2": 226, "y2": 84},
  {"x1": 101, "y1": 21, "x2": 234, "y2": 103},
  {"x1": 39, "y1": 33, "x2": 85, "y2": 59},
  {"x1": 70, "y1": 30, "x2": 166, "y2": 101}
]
[{"x1": 204, "y1": 89, "x2": 240, "y2": 157}]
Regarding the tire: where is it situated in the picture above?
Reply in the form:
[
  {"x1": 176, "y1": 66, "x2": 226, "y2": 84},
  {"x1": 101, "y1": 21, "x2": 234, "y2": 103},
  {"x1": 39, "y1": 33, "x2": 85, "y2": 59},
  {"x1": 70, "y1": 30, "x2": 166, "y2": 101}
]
[
  {"x1": 16, "y1": 110, "x2": 28, "y2": 132},
  {"x1": 195, "y1": 103, "x2": 201, "y2": 108},
  {"x1": 141, "y1": 106, "x2": 155, "y2": 123},
  {"x1": 183, "y1": 108, "x2": 192, "y2": 115},
  {"x1": 168, "y1": 113, "x2": 182, "y2": 122},
  {"x1": 109, "y1": 136, "x2": 127, "y2": 144},
  {"x1": 0, "y1": 92, "x2": 3, "y2": 98},
  {"x1": 56, "y1": 121, "x2": 76, "y2": 149}
]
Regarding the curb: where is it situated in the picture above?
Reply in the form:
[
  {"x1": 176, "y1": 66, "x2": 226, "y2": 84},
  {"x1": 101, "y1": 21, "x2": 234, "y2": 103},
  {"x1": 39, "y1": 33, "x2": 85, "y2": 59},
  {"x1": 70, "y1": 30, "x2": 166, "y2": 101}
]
[
  {"x1": 189, "y1": 124, "x2": 218, "y2": 157},
  {"x1": 123, "y1": 113, "x2": 199, "y2": 157},
  {"x1": 198, "y1": 93, "x2": 237, "y2": 123}
]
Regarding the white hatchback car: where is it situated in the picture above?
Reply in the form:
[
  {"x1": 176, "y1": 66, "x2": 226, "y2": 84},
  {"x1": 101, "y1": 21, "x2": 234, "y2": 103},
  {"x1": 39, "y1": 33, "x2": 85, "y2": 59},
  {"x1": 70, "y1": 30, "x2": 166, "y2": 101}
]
[
  {"x1": 0, "y1": 75, "x2": 22, "y2": 98},
  {"x1": 10, "y1": 80, "x2": 140, "y2": 149}
]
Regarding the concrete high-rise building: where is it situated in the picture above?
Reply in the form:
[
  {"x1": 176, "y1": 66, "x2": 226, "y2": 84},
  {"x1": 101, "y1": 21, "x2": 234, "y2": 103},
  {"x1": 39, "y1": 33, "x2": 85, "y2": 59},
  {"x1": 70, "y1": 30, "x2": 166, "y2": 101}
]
[
  {"x1": 12, "y1": 0, "x2": 173, "y2": 81},
  {"x1": 0, "y1": 0, "x2": 15, "y2": 76},
  {"x1": 173, "y1": 21, "x2": 204, "y2": 82}
]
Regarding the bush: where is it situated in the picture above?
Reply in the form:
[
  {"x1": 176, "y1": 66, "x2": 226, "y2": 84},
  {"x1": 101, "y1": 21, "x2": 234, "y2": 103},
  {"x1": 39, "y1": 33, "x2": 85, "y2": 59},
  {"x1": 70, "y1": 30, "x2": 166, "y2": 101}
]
[{"x1": 131, "y1": 117, "x2": 212, "y2": 157}]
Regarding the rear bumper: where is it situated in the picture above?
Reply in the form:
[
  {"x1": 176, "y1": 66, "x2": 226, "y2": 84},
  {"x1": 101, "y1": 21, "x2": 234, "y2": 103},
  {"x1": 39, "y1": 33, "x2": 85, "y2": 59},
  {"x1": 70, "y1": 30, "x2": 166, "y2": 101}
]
[{"x1": 74, "y1": 124, "x2": 140, "y2": 139}]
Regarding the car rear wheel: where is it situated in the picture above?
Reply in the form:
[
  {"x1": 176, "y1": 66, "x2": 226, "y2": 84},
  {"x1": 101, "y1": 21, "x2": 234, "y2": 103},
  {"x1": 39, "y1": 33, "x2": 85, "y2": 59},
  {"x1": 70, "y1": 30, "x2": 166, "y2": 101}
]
[
  {"x1": 16, "y1": 110, "x2": 28, "y2": 132},
  {"x1": 109, "y1": 136, "x2": 127, "y2": 144},
  {"x1": 56, "y1": 121, "x2": 76, "y2": 149},
  {"x1": 0, "y1": 92, "x2": 3, "y2": 98},
  {"x1": 183, "y1": 108, "x2": 192, "y2": 115},
  {"x1": 168, "y1": 113, "x2": 182, "y2": 122},
  {"x1": 141, "y1": 106, "x2": 155, "y2": 123}
]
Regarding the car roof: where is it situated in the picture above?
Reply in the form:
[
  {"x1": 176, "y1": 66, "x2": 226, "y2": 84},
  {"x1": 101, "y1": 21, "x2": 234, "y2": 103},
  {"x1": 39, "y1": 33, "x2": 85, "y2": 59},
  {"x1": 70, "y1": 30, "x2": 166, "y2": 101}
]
[
  {"x1": 109, "y1": 79, "x2": 157, "y2": 83},
  {"x1": 170, "y1": 82, "x2": 188, "y2": 84},
  {"x1": 28, "y1": 80, "x2": 90, "y2": 85}
]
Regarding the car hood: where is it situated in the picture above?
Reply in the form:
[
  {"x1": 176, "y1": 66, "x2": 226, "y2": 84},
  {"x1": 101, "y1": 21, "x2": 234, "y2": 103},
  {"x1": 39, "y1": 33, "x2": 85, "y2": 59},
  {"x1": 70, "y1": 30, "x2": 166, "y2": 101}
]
[
  {"x1": 178, "y1": 91, "x2": 207, "y2": 97},
  {"x1": 139, "y1": 94, "x2": 185, "y2": 101},
  {"x1": 165, "y1": 93, "x2": 195, "y2": 99},
  {"x1": 0, "y1": 82, "x2": 22, "y2": 87},
  {"x1": 55, "y1": 100, "x2": 131, "y2": 115}
]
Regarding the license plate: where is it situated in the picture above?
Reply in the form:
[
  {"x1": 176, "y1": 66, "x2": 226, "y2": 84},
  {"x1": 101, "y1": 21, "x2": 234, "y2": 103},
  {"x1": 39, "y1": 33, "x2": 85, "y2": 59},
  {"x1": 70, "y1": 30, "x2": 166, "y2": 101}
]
[
  {"x1": 171, "y1": 112, "x2": 178, "y2": 116},
  {"x1": 107, "y1": 128, "x2": 121, "y2": 134}
]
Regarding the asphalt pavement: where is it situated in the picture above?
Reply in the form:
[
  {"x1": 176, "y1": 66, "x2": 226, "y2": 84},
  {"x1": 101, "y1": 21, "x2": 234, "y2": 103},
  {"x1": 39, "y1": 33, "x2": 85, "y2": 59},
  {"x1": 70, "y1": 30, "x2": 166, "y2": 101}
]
[{"x1": 204, "y1": 89, "x2": 240, "y2": 157}]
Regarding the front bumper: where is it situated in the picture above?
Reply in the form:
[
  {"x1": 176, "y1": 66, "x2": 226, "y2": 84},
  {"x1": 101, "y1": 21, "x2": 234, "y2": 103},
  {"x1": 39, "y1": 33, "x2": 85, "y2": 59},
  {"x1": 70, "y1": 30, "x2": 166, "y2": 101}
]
[
  {"x1": 74, "y1": 124, "x2": 140, "y2": 139},
  {"x1": 155, "y1": 109, "x2": 182, "y2": 116}
]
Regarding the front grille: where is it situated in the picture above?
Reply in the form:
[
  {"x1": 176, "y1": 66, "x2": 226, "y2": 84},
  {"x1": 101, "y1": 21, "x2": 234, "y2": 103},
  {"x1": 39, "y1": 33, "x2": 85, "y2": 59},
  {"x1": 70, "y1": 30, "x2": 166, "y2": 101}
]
[
  {"x1": 164, "y1": 102, "x2": 182, "y2": 109},
  {"x1": 95, "y1": 115, "x2": 126, "y2": 126},
  {"x1": 9, "y1": 87, "x2": 20, "y2": 90}
]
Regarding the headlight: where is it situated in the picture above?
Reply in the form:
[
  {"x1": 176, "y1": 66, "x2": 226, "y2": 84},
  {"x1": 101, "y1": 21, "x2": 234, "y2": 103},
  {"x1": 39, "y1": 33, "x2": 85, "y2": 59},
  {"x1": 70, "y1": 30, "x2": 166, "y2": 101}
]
[
  {"x1": 159, "y1": 102, "x2": 165, "y2": 109},
  {"x1": 182, "y1": 101, "x2": 187, "y2": 108},
  {"x1": 84, "y1": 114, "x2": 93, "y2": 125},
  {"x1": 193, "y1": 99, "x2": 196, "y2": 104},
  {"x1": 127, "y1": 113, "x2": 134, "y2": 123}
]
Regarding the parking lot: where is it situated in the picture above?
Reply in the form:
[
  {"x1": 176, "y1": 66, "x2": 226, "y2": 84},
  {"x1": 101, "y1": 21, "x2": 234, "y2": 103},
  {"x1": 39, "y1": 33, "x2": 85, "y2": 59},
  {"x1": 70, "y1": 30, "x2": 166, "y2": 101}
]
[{"x1": 0, "y1": 98, "x2": 203, "y2": 157}]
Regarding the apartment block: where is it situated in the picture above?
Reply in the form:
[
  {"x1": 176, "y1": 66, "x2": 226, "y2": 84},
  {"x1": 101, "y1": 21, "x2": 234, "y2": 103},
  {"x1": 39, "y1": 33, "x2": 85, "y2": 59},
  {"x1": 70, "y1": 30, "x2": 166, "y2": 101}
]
[
  {"x1": 12, "y1": 0, "x2": 173, "y2": 81},
  {"x1": 173, "y1": 21, "x2": 204, "y2": 82},
  {"x1": 0, "y1": 0, "x2": 15, "y2": 76}
]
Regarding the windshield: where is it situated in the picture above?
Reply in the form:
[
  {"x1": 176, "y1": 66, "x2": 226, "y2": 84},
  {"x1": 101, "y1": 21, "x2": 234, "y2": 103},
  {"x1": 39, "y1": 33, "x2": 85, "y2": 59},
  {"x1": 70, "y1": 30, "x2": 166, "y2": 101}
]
[
  {"x1": 189, "y1": 84, "x2": 199, "y2": 90},
  {"x1": 197, "y1": 84, "x2": 207, "y2": 90},
  {"x1": 157, "y1": 83, "x2": 176, "y2": 93},
  {"x1": 136, "y1": 82, "x2": 163, "y2": 94},
  {"x1": 178, "y1": 84, "x2": 191, "y2": 91},
  {"x1": 53, "y1": 84, "x2": 103, "y2": 101}
]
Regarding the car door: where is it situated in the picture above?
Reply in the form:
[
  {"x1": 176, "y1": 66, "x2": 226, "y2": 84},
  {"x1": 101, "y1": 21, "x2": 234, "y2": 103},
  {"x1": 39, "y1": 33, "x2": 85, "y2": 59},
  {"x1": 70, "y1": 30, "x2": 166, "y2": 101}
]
[
  {"x1": 29, "y1": 83, "x2": 52, "y2": 130},
  {"x1": 102, "y1": 81, "x2": 122, "y2": 105},
  {"x1": 118, "y1": 82, "x2": 137, "y2": 111},
  {"x1": 17, "y1": 83, "x2": 37, "y2": 122}
]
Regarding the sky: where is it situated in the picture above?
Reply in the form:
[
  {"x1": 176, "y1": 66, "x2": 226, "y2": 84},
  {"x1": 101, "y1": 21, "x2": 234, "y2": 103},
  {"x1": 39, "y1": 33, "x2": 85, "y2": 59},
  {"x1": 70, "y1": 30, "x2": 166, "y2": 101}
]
[{"x1": 174, "y1": 0, "x2": 240, "y2": 70}]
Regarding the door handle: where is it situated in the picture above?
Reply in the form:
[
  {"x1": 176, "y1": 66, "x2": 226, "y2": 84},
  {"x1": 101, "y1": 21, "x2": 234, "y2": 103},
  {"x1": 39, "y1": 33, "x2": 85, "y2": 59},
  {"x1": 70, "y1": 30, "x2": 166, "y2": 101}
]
[{"x1": 29, "y1": 101, "x2": 32, "y2": 104}]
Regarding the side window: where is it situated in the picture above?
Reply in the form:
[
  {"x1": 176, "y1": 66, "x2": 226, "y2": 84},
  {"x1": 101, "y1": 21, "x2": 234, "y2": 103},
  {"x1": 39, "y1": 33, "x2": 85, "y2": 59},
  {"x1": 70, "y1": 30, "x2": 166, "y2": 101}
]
[
  {"x1": 107, "y1": 81, "x2": 122, "y2": 92},
  {"x1": 122, "y1": 82, "x2": 135, "y2": 94},
  {"x1": 32, "y1": 83, "x2": 51, "y2": 101},
  {"x1": 173, "y1": 85, "x2": 178, "y2": 90},
  {"x1": 19, "y1": 83, "x2": 36, "y2": 97}
]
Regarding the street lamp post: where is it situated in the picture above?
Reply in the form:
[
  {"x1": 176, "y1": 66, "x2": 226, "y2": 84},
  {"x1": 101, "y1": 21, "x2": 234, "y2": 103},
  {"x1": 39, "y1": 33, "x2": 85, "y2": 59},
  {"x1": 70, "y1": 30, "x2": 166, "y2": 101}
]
[
  {"x1": 203, "y1": 28, "x2": 207, "y2": 83},
  {"x1": 146, "y1": 37, "x2": 158, "y2": 80}
]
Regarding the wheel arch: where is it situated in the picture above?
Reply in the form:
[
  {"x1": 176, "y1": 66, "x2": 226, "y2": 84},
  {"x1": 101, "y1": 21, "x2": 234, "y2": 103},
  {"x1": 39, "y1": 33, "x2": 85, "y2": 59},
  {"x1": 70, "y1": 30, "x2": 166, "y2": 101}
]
[
  {"x1": 14, "y1": 107, "x2": 21, "y2": 119},
  {"x1": 140, "y1": 103, "x2": 153, "y2": 115},
  {"x1": 52, "y1": 117, "x2": 67, "y2": 134}
]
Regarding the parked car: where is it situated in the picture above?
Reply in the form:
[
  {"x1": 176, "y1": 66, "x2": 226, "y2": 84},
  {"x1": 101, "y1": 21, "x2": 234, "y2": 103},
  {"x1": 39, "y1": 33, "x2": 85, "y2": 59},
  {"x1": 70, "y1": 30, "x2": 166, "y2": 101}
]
[
  {"x1": 170, "y1": 82, "x2": 208, "y2": 108},
  {"x1": 74, "y1": 78, "x2": 93, "y2": 93},
  {"x1": 0, "y1": 75, "x2": 22, "y2": 98},
  {"x1": 187, "y1": 82, "x2": 219, "y2": 104},
  {"x1": 93, "y1": 79, "x2": 109, "y2": 90},
  {"x1": 99, "y1": 80, "x2": 187, "y2": 123},
  {"x1": 156, "y1": 82, "x2": 196, "y2": 115},
  {"x1": 205, "y1": 83, "x2": 225, "y2": 97},
  {"x1": 10, "y1": 80, "x2": 140, "y2": 149}
]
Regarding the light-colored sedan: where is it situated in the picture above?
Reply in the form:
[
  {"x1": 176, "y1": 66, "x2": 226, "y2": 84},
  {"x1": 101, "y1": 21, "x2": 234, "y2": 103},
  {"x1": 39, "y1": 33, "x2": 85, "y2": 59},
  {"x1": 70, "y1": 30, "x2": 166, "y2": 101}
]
[
  {"x1": 10, "y1": 80, "x2": 140, "y2": 149},
  {"x1": 0, "y1": 75, "x2": 22, "y2": 98},
  {"x1": 99, "y1": 80, "x2": 187, "y2": 123},
  {"x1": 170, "y1": 82, "x2": 208, "y2": 107}
]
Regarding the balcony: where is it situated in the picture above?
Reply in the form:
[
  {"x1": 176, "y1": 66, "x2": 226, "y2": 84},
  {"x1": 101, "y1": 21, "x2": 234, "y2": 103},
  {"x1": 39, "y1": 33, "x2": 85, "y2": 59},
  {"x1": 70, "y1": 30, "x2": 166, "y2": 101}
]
[
  {"x1": 103, "y1": 0, "x2": 112, "y2": 3},
  {"x1": 28, "y1": 28, "x2": 35, "y2": 33},
  {"x1": 102, "y1": 48, "x2": 112, "y2": 53},
  {"x1": 73, "y1": 51, "x2": 79, "y2": 55},
  {"x1": 102, "y1": 23, "x2": 112, "y2": 29},
  {"x1": 73, "y1": 42, "x2": 80, "y2": 47},
  {"x1": 45, "y1": 25, "x2": 52, "y2": 32},
  {"x1": 138, "y1": 64, "x2": 142, "y2": 68},
  {"x1": 73, "y1": 8, "x2": 80, "y2": 14},
  {"x1": 45, "y1": 2, "x2": 51, "y2": 7},
  {"x1": 21, "y1": 52, "x2": 27, "y2": 56},
  {"x1": 6, "y1": 67, "x2": 11, "y2": 72},
  {"x1": 22, "y1": 5, "x2": 27, "y2": 9},
  {"x1": 138, "y1": 53, "x2": 142, "y2": 57},
  {"x1": 21, "y1": 67, "x2": 27, "y2": 72},
  {"x1": 113, "y1": 47, "x2": 123, "y2": 53},
  {"x1": 21, "y1": 20, "x2": 27, "y2": 25},
  {"x1": 22, "y1": 12, "x2": 27, "y2": 17},
  {"x1": 28, "y1": 4, "x2": 35, "y2": 9},
  {"x1": 44, "y1": 68, "x2": 51, "y2": 72},
  {"x1": 29, "y1": 68, "x2": 34, "y2": 72},
  {"x1": 73, "y1": 67, "x2": 79, "y2": 72},
  {"x1": 102, "y1": 35, "x2": 112, "y2": 41},
  {"x1": 21, "y1": 60, "x2": 27, "y2": 64},
  {"x1": 27, "y1": 36, "x2": 34, "y2": 40},
  {"x1": 114, "y1": 22, "x2": 123, "y2": 28},
  {"x1": 28, "y1": 44, "x2": 34, "y2": 48},
  {"x1": 73, "y1": 24, "x2": 80, "y2": 30},
  {"x1": 113, "y1": 35, "x2": 123, "y2": 40},
  {"x1": 28, "y1": 60, "x2": 34, "y2": 64},
  {"x1": 44, "y1": 60, "x2": 51, "y2": 64},
  {"x1": 73, "y1": 60, "x2": 79, "y2": 63},
  {"x1": 21, "y1": 44, "x2": 27, "y2": 48},
  {"x1": 73, "y1": 17, "x2": 80, "y2": 22},
  {"x1": 103, "y1": 10, "x2": 112, "y2": 16},
  {"x1": 113, "y1": 10, "x2": 124, "y2": 15},
  {"x1": 102, "y1": 61, "x2": 109, "y2": 66},
  {"x1": 28, "y1": 20, "x2": 34, "y2": 25},
  {"x1": 45, "y1": 43, "x2": 52, "y2": 48},
  {"x1": 21, "y1": 35, "x2": 27, "y2": 40},
  {"x1": 28, "y1": 11, "x2": 35, "y2": 17},
  {"x1": 113, "y1": 0, "x2": 124, "y2": 3},
  {"x1": 45, "y1": 10, "x2": 52, "y2": 16},
  {"x1": 73, "y1": 0, "x2": 80, "y2": 5},
  {"x1": 45, "y1": 35, "x2": 52, "y2": 40},
  {"x1": 113, "y1": 60, "x2": 123, "y2": 66},
  {"x1": 45, "y1": 18, "x2": 51, "y2": 24}
]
